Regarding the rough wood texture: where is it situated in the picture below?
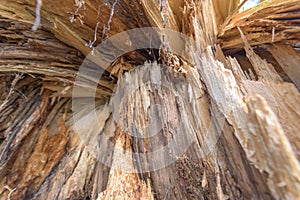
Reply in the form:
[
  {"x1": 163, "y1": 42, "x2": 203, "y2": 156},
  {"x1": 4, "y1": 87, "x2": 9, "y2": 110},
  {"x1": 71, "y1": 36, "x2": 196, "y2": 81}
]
[
  {"x1": 219, "y1": 0, "x2": 300, "y2": 52},
  {"x1": 267, "y1": 43, "x2": 300, "y2": 90},
  {"x1": 0, "y1": 0, "x2": 299, "y2": 199}
]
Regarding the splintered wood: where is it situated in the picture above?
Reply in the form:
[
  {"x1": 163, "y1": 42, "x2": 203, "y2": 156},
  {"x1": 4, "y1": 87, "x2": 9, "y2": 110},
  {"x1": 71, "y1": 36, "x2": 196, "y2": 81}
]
[
  {"x1": 218, "y1": 0, "x2": 300, "y2": 52},
  {"x1": 267, "y1": 43, "x2": 300, "y2": 89},
  {"x1": 0, "y1": 0, "x2": 299, "y2": 199}
]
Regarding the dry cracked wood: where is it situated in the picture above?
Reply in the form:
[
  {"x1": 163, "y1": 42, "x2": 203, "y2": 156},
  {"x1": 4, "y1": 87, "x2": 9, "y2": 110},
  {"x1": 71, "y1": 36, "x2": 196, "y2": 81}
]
[
  {"x1": 267, "y1": 43, "x2": 300, "y2": 90},
  {"x1": 0, "y1": 0, "x2": 300, "y2": 199},
  {"x1": 218, "y1": 0, "x2": 300, "y2": 53}
]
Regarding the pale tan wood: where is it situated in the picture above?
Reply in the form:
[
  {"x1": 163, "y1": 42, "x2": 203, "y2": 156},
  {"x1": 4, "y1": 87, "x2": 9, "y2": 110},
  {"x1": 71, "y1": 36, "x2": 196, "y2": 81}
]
[
  {"x1": 0, "y1": 0, "x2": 299, "y2": 199},
  {"x1": 218, "y1": 0, "x2": 300, "y2": 52},
  {"x1": 238, "y1": 27, "x2": 282, "y2": 81},
  {"x1": 194, "y1": 46, "x2": 300, "y2": 199},
  {"x1": 268, "y1": 43, "x2": 300, "y2": 90}
]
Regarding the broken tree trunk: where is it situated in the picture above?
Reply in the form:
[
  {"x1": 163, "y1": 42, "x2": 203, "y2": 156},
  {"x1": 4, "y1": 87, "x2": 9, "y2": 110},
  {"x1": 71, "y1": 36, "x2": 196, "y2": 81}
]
[{"x1": 0, "y1": 0, "x2": 300, "y2": 199}]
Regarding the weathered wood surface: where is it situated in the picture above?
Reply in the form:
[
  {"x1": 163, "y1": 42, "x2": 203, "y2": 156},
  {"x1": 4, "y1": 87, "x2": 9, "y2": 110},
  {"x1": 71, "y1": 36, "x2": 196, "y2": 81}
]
[
  {"x1": 0, "y1": 0, "x2": 299, "y2": 199},
  {"x1": 218, "y1": 0, "x2": 300, "y2": 53},
  {"x1": 267, "y1": 43, "x2": 300, "y2": 90}
]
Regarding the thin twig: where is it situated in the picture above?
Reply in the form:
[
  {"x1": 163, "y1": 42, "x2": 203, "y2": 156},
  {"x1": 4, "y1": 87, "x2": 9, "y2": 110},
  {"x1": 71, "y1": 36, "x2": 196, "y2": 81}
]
[
  {"x1": 102, "y1": 0, "x2": 118, "y2": 40},
  {"x1": 0, "y1": 73, "x2": 24, "y2": 112},
  {"x1": 4, "y1": 185, "x2": 16, "y2": 200},
  {"x1": 272, "y1": 26, "x2": 275, "y2": 42},
  {"x1": 15, "y1": 88, "x2": 27, "y2": 99},
  {"x1": 86, "y1": 21, "x2": 101, "y2": 55},
  {"x1": 32, "y1": 0, "x2": 42, "y2": 31},
  {"x1": 69, "y1": 0, "x2": 85, "y2": 24},
  {"x1": 159, "y1": 0, "x2": 170, "y2": 28},
  {"x1": 86, "y1": 0, "x2": 118, "y2": 54}
]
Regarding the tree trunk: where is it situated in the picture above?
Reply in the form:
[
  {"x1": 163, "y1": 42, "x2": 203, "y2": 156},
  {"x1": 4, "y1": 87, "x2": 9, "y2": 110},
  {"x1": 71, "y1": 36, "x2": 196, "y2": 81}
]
[{"x1": 0, "y1": 0, "x2": 299, "y2": 199}]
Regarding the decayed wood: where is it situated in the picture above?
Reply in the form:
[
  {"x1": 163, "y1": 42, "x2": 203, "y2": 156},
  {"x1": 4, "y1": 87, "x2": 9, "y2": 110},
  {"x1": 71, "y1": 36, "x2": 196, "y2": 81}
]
[{"x1": 0, "y1": 0, "x2": 300, "y2": 199}]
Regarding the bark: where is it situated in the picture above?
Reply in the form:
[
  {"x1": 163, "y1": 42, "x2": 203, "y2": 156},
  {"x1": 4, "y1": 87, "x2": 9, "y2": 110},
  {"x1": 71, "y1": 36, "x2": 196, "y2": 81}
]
[{"x1": 0, "y1": 0, "x2": 299, "y2": 199}]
